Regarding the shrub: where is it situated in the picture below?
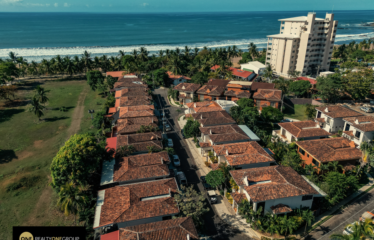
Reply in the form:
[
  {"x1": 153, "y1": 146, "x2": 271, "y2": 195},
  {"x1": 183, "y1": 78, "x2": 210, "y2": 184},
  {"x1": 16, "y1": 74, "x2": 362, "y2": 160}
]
[
  {"x1": 204, "y1": 162, "x2": 211, "y2": 167},
  {"x1": 6, "y1": 175, "x2": 42, "y2": 192}
]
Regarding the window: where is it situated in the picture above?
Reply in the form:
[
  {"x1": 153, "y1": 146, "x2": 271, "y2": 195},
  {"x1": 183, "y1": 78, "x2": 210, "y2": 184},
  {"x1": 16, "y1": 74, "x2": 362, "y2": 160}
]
[
  {"x1": 302, "y1": 195, "x2": 313, "y2": 201},
  {"x1": 312, "y1": 159, "x2": 319, "y2": 166},
  {"x1": 355, "y1": 131, "x2": 361, "y2": 139},
  {"x1": 299, "y1": 148, "x2": 305, "y2": 155},
  {"x1": 271, "y1": 102, "x2": 275, "y2": 107},
  {"x1": 307, "y1": 154, "x2": 309, "y2": 158},
  {"x1": 200, "y1": 95, "x2": 204, "y2": 101}
]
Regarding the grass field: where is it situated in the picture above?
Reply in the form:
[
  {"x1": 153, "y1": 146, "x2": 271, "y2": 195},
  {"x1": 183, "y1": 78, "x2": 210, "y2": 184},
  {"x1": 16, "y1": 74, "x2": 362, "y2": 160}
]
[
  {"x1": 283, "y1": 104, "x2": 308, "y2": 121},
  {"x1": 0, "y1": 79, "x2": 104, "y2": 240}
]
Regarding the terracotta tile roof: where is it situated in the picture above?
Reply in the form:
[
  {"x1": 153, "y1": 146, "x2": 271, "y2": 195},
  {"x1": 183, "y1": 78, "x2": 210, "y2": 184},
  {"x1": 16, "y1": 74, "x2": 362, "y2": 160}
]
[
  {"x1": 232, "y1": 192, "x2": 247, "y2": 204},
  {"x1": 199, "y1": 142, "x2": 212, "y2": 148},
  {"x1": 224, "y1": 90, "x2": 251, "y2": 98},
  {"x1": 343, "y1": 116, "x2": 374, "y2": 132},
  {"x1": 224, "y1": 142, "x2": 275, "y2": 167},
  {"x1": 278, "y1": 120, "x2": 330, "y2": 138},
  {"x1": 251, "y1": 82, "x2": 275, "y2": 91},
  {"x1": 270, "y1": 204, "x2": 293, "y2": 214},
  {"x1": 210, "y1": 66, "x2": 253, "y2": 78},
  {"x1": 315, "y1": 105, "x2": 363, "y2": 118},
  {"x1": 296, "y1": 77, "x2": 317, "y2": 85},
  {"x1": 188, "y1": 111, "x2": 236, "y2": 127},
  {"x1": 314, "y1": 118, "x2": 325, "y2": 123},
  {"x1": 185, "y1": 101, "x2": 222, "y2": 113},
  {"x1": 116, "y1": 88, "x2": 149, "y2": 98},
  {"x1": 166, "y1": 71, "x2": 191, "y2": 80},
  {"x1": 173, "y1": 83, "x2": 201, "y2": 92},
  {"x1": 117, "y1": 132, "x2": 163, "y2": 153},
  {"x1": 197, "y1": 85, "x2": 226, "y2": 96},
  {"x1": 117, "y1": 76, "x2": 141, "y2": 82},
  {"x1": 230, "y1": 166, "x2": 318, "y2": 202},
  {"x1": 115, "y1": 99, "x2": 120, "y2": 108},
  {"x1": 113, "y1": 152, "x2": 170, "y2": 183},
  {"x1": 96, "y1": 178, "x2": 179, "y2": 228},
  {"x1": 116, "y1": 117, "x2": 158, "y2": 134},
  {"x1": 296, "y1": 137, "x2": 361, "y2": 163},
  {"x1": 344, "y1": 131, "x2": 354, "y2": 137},
  {"x1": 119, "y1": 105, "x2": 155, "y2": 119},
  {"x1": 108, "y1": 107, "x2": 117, "y2": 114},
  {"x1": 114, "y1": 81, "x2": 147, "y2": 90},
  {"x1": 200, "y1": 124, "x2": 250, "y2": 144},
  {"x1": 253, "y1": 89, "x2": 282, "y2": 101},
  {"x1": 178, "y1": 94, "x2": 191, "y2": 99},
  {"x1": 210, "y1": 163, "x2": 220, "y2": 170},
  {"x1": 106, "y1": 71, "x2": 128, "y2": 78},
  {"x1": 119, "y1": 96, "x2": 151, "y2": 107},
  {"x1": 101, "y1": 230, "x2": 119, "y2": 240},
  {"x1": 106, "y1": 137, "x2": 117, "y2": 152},
  {"x1": 207, "y1": 79, "x2": 231, "y2": 87},
  {"x1": 227, "y1": 83, "x2": 243, "y2": 88},
  {"x1": 117, "y1": 217, "x2": 199, "y2": 240}
]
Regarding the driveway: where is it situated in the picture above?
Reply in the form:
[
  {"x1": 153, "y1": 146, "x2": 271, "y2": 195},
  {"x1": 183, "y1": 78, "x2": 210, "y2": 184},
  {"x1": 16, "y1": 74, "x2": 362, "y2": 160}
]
[
  {"x1": 305, "y1": 188, "x2": 374, "y2": 240},
  {"x1": 153, "y1": 88, "x2": 252, "y2": 240}
]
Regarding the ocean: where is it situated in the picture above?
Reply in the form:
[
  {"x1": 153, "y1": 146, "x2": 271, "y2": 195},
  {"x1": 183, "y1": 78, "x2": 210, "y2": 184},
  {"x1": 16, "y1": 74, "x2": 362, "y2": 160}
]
[{"x1": 0, "y1": 10, "x2": 374, "y2": 62}]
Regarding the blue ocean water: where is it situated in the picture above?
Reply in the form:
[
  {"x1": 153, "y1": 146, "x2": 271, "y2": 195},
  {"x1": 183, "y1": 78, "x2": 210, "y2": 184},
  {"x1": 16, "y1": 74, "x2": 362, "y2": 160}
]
[{"x1": 0, "y1": 10, "x2": 373, "y2": 61}]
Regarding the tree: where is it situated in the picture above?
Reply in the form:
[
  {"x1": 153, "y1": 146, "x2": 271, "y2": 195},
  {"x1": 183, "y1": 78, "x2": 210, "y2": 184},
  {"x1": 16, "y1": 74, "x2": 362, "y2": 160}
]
[
  {"x1": 191, "y1": 72, "x2": 208, "y2": 85},
  {"x1": 248, "y1": 42, "x2": 259, "y2": 59},
  {"x1": 316, "y1": 74, "x2": 342, "y2": 103},
  {"x1": 302, "y1": 209, "x2": 315, "y2": 234},
  {"x1": 29, "y1": 96, "x2": 45, "y2": 121},
  {"x1": 86, "y1": 70, "x2": 104, "y2": 91},
  {"x1": 183, "y1": 119, "x2": 201, "y2": 138},
  {"x1": 324, "y1": 171, "x2": 359, "y2": 205},
  {"x1": 174, "y1": 185, "x2": 209, "y2": 227},
  {"x1": 0, "y1": 85, "x2": 17, "y2": 101},
  {"x1": 50, "y1": 134, "x2": 106, "y2": 190},
  {"x1": 237, "y1": 98, "x2": 254, "y2": 108},
  {"x1": 343, "y1": 69, "x2": 374, "y2": 101},
  {"x1": 115, "y1": 145, "x2": 135, "y2": 158},
  {"x1": 152, "y1": 68, "x2": 169, "y2": 87},
  {"x1": 205, "y1": 170, "x2": 225, "y2": 189},
  {"x1": 305, "y1": 104, "x2": 317, "y2": 120},
  {"x1": 273, "y1": 77, "x2": 289, "y2": 95},
  {"x1": 263, "y1": 63, "x2": 273, "y2": 82},
  {"x1": 92, "y1": 111, "x2": 106, "y2": 129},
  {"x1": 34, "y1": 85, "x2": 50, "y2": 104},
  {"x1": 330, "y1": 219, "x2": 374, "y2": 240},
  {"x1": 106, "y1": 76, "x2": 118, "y2": 89},
  {"x1": 261, "y1": 106, "x2": 284, "y2": 124},
  {"x1": 0, "y1": 61, "x2": 19, "y2": 84},
  {"x1": 281, "y1": 150, "x2": 304, "y2": 172},
  {"x1": 105, "y1": 94, "x2": 115, "y2": 108},
  {"x1": 289, "y1": 80, "x2": 311, "y2": 97},
  {"x1": 288, "y1": 70, "x2": 301, "y2": 79}
]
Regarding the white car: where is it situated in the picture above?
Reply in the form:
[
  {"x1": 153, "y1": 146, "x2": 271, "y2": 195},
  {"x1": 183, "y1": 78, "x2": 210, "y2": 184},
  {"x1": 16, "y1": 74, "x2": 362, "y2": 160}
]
[
  {"x1": 167, "y1": 139, "x2": 173, "y2": 147},
  {"x1": 343, "y1": 222, "x2": 358, "y2": 235},
  {"x1": 165, "y1": 124, "x2": 171, "y2": 131},
  {"x1": 162, "y1": 117, "x2": 167, "y2": 124},
  {"x1": 173, "y1": 155, "x2": 181, "y2": 166}
]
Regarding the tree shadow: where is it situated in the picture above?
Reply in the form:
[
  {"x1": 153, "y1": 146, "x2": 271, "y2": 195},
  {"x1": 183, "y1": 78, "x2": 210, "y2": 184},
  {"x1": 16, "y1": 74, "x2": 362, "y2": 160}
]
[
  {"x1": 3, "y1": 100, "x2": 30, "y2": 108},
  {"x1": 0, "y1": 149, "x2": 18, "y2": 164},
  {"x1": 0, "y1": 109, "x2": 25, "y2": 123},
  {"x1": 49, "y1": 106, "x2": 75, "y2": 111},
  {"x1": 43, "y1": 116, "x2": 69, "y2": 122}
]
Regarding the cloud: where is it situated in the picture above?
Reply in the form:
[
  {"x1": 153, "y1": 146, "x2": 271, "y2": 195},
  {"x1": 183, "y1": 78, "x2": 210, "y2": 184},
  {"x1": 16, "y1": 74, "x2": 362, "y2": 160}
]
[
  {"x1": 54, "y1": 2, "x2": 57, "y2": 7},
  {"x1": 63, "y1": 2, "x2": 70, "y2": 7}
]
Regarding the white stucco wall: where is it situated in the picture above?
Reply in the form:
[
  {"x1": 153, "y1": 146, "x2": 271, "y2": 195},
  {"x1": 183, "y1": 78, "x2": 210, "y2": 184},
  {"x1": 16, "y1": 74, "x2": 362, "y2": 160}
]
[{"x1": 263, "y1": 195, "x2": 314, "y2": 214}]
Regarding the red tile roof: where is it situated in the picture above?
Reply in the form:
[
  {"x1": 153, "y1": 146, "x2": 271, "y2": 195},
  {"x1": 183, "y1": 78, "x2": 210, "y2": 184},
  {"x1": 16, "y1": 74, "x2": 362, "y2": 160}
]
[
  {"x1": 119, "y1": 105, "x2": 155, "y2": 119},
  {"x1": 113, "y1": 152, "x2": 170, "y2": 183},
  {"x1": 278, "y1": 120, "x2": 330, "y2": 138},
  {"x1": 114, "y1": 217, "x2": 199, "y2": 240},
  {"x1": 117, "y1": 132, "x2": 163, "y2": 153},
  {"x1": 343, "y1": 116, "x2": 374, "y2": 132},
  {"x1": 101, "y1": 230, "x2": 119, "y2": 240},
  {"x1": 187, "y1": 111, "x2": 236, "y2": 127},
  {"x1": 106, "y1": 71, "x2": 128, "y2": 78},
  {"x1": 296, "y1": 77, "x2": 317, "y2": 85},
  {"x1": 199, "y1": 142, "x2": 212, "y2": 148},
  {"x1": 116, "y1": 117, "x2": 158, "y2": 134},
  {"x1": 210, "y1": 65, "x2": 253, "y2": 78},
  {"x1": 253, "y1": 89, "x2": 282, "y2": 101},
  {"x1": 315, "y1": 105, "x2": 363, "y2": 118},
  {"x1": 106, "y1": 137, "x2": 117, "y2": 152},
  {"x1": 232, "y1": 192, "x2": 247, "y2": 204},
  {"x1": 185, "y1": 101, "x2": 222, "y2": 113},
  {"x1": 251, "y1": 82, "x2": 275, "y2": 91},
  {"x1": 296, "y1": 137, "x2": 361, "y2": 163},
  {"x1": 119, "y1": 96, "x2": 151, "y2": 107},
  {"x1": 116, "y1": 88, "x2": 149, "y2": 98},
  {"x1": 197, "y1": 85, "x2": 226, "y2": 96},
  {"x1": 314, "y1": 118, "x2": 325, "y2": 123},
  {"x1": 173, "y1": 83, "x2": 201, "y2": 92},
  {"x1": 113, "y1": 81, "x2": 147, "y2": 90},
  {"x1": 166, "y1": 71, "x2": 191, "y2": 80},
  {"x1": 200, "y1": 124, "x2": 250, "y2": 144},
  {"x1": 230, "y1": 166, "x2": 318, "y2": 202},
  {"x1": 271, "y1": 204, "x2": 293, "y2": 214},
  {"x1": 224, "y1": 142, "x2": 275, "y2": 167},
  {"x1": 344, "y1": 131, "x2": 354, "y2": 137},
  {"x1": 108, "y1": 107, "x2": 117, "y2": 114},
  {"x1": 95, "y1": 178, "x2": 179, "y2": 228}
]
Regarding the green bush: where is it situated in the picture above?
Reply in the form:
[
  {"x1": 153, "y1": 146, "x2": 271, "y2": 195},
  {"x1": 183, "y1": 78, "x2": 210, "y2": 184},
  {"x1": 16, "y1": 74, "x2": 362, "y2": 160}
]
[
  {"x1": 6, "y1": 175, "x2": 42, "y2": 192},
  {"x1": 92, "y1": 111, "x2": 106, "y2": 129}
]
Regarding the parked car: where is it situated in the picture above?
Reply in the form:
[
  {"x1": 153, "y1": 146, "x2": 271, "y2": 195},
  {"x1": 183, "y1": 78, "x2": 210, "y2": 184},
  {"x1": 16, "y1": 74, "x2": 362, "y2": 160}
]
[
  {"x1": 200, "y1": 176, "x2": 206, "y2": 183},
  {"x1": 167, "y1": 139, "x2": 173, "y2": 147},
  {"x1": 181, "y1": 129, "x2": 185, "y2": 138},
  {"x1": 172, "y1": 155, "x2": 181, "y2": 166},
  {"x1": 360, "y1": 211, "x2": 374, "y2": 222},
  {"x1": 165, "y1": 124, "x2": 172, "y2": 131},
  {"x1": 343, "y1": 222, "x2": 358, "y2": 235},
  {"x1": 162, "y1": 117, "x2": 167, "y2": 124},
  {"x1": 176, "y1": 171, "x2": 187, "y2": 185},
  {"x1": 207, "y1": 190, "x2": 217, "y2": 204},
  {"x1": 361, "y1": 107, "x2": 374, "y2": 113}
]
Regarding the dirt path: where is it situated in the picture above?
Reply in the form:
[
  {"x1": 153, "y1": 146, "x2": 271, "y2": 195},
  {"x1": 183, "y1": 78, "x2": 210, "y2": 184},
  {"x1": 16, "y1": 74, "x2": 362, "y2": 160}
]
[{"x1": 66, "y1": 85, "x2": 89, "y2": 137}]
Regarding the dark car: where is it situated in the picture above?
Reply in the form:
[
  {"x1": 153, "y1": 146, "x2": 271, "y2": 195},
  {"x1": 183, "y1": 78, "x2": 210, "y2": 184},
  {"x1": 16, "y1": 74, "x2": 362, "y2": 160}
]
[
  {"x1": 200, "y1": 176, "x2": 206, "y2": 183},
  {"x1": 181, "y1": 129, "x2": 185, "y2": 138}
]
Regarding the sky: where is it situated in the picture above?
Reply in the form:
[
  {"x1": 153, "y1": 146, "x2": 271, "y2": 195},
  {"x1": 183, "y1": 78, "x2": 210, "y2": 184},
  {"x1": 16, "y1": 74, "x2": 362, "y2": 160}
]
[{"x1": 0, "y1": 0, "x2": 373, "y2": 12}]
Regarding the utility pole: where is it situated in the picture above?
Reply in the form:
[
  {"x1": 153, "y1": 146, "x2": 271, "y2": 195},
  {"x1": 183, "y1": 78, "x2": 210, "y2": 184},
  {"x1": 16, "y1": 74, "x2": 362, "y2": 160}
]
[
  {"x1": 280, "y1": 94, "x2": 285, "y2": 113},
  {"x1": 316, "y1": 65, "x2": 321, "y2": 77}
]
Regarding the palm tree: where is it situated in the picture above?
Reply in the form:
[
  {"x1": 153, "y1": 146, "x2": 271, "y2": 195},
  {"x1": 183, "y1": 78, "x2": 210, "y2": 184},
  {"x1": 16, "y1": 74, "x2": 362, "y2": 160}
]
[
  {"x1": 273, "y1": 77, "x2": 289, "y2": 95},
  {"x1": 29, "y1": 96, "x2": 45, "y2": 121},
  {"x1": 280, "y1": 215, "x2": 298, "y2": 237},
  {"x1": 183, "y1": 46, "x2": 191, "y2": 57},
  {"x1": 193, "y1": 47, "x2": 199, "y2": 56},
  {"x1": 302, "y1": 209, "x2": 315, "y2": 234},
  {"x1": 263, "y1": 63, "x2": 273, "y2": 82},
  {"x1": 147, "y1": 145, "x2": 158, "y2": 153},
  {"x1": 81, "y1": 51, "x2": 92, "y2": 73},
  {"x1": 248, "y1": 42, "x2": 259, "y2": 59},
  {"x1": 64, "y1": 56, "x2": 75, "y2": 76},
  {"x1": 115, "y1": 145, "x2": 135, "y2": 157},
  {"x1": 118, "y1": 50, "x2": 126, "y2": 58},
  {"x1": 8, "y1": 51, "x2": 18, "y2": 63},
  {"x1": 330, "y1": 219, "x2": 374, "y2": 240},
  {"x1": 35, "y1": 85, "x2": 50, "y2": 104},
  {"x1": 328, "y1": 161, "x2": 342, "y2": 172}
]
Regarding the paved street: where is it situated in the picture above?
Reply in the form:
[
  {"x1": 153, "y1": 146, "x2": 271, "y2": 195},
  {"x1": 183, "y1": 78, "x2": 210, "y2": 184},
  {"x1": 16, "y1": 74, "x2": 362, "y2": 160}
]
[
  {"x1": 305, "y1": 188, "x2": 374, "y2": 240},
  {"x1": 153, "y1": 88, "x2": 252, "y2": 240}
]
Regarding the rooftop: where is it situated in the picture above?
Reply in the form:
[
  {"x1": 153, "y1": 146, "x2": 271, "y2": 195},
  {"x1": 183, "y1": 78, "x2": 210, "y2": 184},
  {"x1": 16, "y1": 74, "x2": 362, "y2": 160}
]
[
  {"x1": 278, "y1": 16, "x2": 325, "y2": 21},
  {"x1": 228, "y1": 81, "x2": 253, "y2": 86},
  {"x1": 315, "y1": 105, "x2": 363, "y2": 118},
  {"x1": 116, "y1": 117, "x2": 158, "y2": 134},
  {"x1": 211, "y1": 66, "x2": 254, "y2": 78},
  {"x1": 100, "y1": 217, "x2": 199, "y2": 240},
  {"x1": 267, "y1": 34, "x2": 300, "y2": 39},
  {"x1": 230, "y1": 165, "x2": 318, "y2": 202},
  {"x1": 270, "y1": 204, "x2": 293, "y2": 214},
  {"x1": 173, "y1": 82, "x2": 201, "y2": 92},
  {"x1": 119, "y1": 105, "x2": 155, "y2": 119},
  {"x1": 119, "y1": 96, "x2": 151, "y2": 107},
  {"x1": 186, "y1": 110, "x2": 236, "y2": 127},
  {"x1": 251, "y1": 82, "x2": 275, "y2": 91},
  {"x1": 186, "y1": 101, "x2": 222, "y2": 113},
  {"x1": 93, "y1": 178, "x2": 179, "y2": 229},
  {"x1": 200, "y1": 124, "x2": 252, "y2": 144},
  {"x1": 113, "y1": 81, "x2": 148, "y2": 90},
  {"x1": 240, "y1": 61, "x2": 266, "y2": 68},
  {"x1": 100, "y1": 152, "x2": 170, "y2": 185},
  {"x1": 296, "y1": 77, "x2": 317, "y2": 85},
  {"x1": 197, "y1": 84, "x2": 226, "y2": 96},
  {"x1": 117, "y1": 132, "x2": 163, "y2": 153},
  {"x1": 278, "y1": 120, "x2": 330, "y2": 138},
  {"x1": 166, "y1": 71, "x2": 191, "y2": 80},
  {"x1": 106, "y1": 71, "x2": 134, "y2": 78},
  {"x1": 296, "y1": 137, "x2": 362, "y2": 163},
  {"x1": 253, "y1": 89, "x2": 282, "y2": 101},
  {"x1": 115, "y1": 88, "x2": 149, "y2": 98},
  {"x1": 343, "y1": 116, "x2": 374, "y2": 132}
]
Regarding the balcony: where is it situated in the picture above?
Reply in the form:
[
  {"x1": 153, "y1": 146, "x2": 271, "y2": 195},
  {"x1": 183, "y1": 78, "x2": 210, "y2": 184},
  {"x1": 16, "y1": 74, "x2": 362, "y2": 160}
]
[{"x1": 272, "y1": 130, "x2": 291, "y2": 144}]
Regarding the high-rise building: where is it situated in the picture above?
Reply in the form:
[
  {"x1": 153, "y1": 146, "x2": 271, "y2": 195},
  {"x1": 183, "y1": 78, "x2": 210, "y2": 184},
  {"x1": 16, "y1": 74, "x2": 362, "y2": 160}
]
[{"x1": 266, "y1": 13, "x2": 338, "y2": 77}]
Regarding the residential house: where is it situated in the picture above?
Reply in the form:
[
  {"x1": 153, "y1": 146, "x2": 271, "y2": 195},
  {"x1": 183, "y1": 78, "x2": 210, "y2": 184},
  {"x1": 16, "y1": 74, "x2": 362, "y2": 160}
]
[
  {"x1": 185, "y1": 111, "x2": 236, "y2": 127},
  {"x1": 112, "y1": 116, "x2": 159, "y2": 136},
  {"x1": 167, "y1": 71, "x2": 191, "y2": 85},
  {"x1": 106, "y1": 71, "x2": 137, "y2": 78},
  {"x1": 296, "y1": 137, "x2": 362, "y2": 172},
  {"x1": 100, "y1": 152, "x2": 170, "y2": 187},
  {"x1": 99, "y1": 217, "x2": 199, "y2": 240},
  {"x1": 211, "y1": 65, "x2": 256, "y2": 81},
  {"x1": 224, "y1": 81, "x2": 252, "y2": 101},
  {"x1": 212, "y1": 141, "x2": 275, "y2": 170},
  {"x1": 113, "y1": 80, "x2": 148, "y2": 91},
  {"x1": 253, "y1": 89, "x2": 282, "y2": 111},
  {"x1": 196, "y1": 79, "x2": 229, "y2": 101},
  {"x1": 115, "y1": 131, "x2": 163, "y2": 154},
  {"x1": 198, "y1": 124, "x2": 260, "y2": 157},
  {"x1": 240, "y1": 61, "x2": 266, "y2": 75},
  {"x1": 250, "y1": 82, "x2": 275, "y2": 96},
  {"x1": 295, "y1": 77, "x2": 317, "y2": 92},
  {"x1": 314, "y1": 106, "x2": 363, "y2": 133},
  {"x1": 115, "y1": 96, "x2": 152, "y2": 108},
  {"x1": 273, "y1": 120, "x2": 330, "y2": 143},
  {"x1": 215, "y1": 100, "x2": 239, "y2": 113},
  {"x1": 185, "y1": 101, "x2": 222, "y2": 114},
  {"x1": 118, "y1": 105, "x2": 155, "y2": 119},
  {"x1": 229, "y1": 166, "x2": 321, "y2": 215},
  {"x1": 343, "y1": 116, "x2": 374, "y2": 146},
  {"x1": 173, "y1": 82, "x2": 201, "y2": 105},
  {"x1": 93, "y1": 178, "x2": 179, "y2": 230},
  {"x1": 115, "y1": 88, "x2": 149, "y2": 99}
]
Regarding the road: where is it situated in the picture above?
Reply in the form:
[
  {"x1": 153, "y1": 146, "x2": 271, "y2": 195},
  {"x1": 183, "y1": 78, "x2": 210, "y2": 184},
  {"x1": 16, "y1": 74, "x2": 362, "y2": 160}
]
[
  {"x1": 305, "y1": 188, "x2": 374, "y2": 240},
  {"x1": 153, "y1": 88, "x2": 252, "y2": 240}
]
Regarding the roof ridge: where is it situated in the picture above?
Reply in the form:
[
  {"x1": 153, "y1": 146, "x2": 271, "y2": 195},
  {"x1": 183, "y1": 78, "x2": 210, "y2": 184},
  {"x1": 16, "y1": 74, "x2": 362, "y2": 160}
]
[
  {"x1": 179, "y1": 217, "x2": 199, "y2": 238},
  {"x1": 275, "y1": 166, "x2": 306, "y2": 194}
]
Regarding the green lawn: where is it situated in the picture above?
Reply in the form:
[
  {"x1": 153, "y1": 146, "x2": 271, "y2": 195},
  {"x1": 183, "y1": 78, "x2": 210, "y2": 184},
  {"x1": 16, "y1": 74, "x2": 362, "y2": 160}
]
[
  {"x1": 0, "y1": 80, "x2": 94, "y2": 239},
  {"x1": 79, "y1": 90, "x2": 107, "y2": 134},
  {"x1": 283, "y1": 104, "x2": 308, "y2": 121}
]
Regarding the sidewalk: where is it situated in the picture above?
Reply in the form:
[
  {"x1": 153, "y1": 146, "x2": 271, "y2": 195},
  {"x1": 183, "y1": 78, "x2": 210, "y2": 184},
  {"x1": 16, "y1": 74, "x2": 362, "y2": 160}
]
[{"x1": 168, "y1": 95, "x2": 187, "y2": 108}]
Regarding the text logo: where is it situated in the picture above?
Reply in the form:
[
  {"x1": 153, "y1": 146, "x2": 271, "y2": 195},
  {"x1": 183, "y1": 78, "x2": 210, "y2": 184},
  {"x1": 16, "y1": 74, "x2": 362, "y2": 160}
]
[{"x1": 19, "y1": 232, "x2": 33, "y2": 240}]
